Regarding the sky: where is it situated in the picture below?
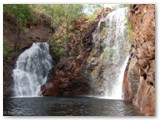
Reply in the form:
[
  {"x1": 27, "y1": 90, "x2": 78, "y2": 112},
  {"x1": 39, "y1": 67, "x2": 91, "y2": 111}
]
[{"x1": 83, "y1": 4, "x2": 120, "y2": 15}]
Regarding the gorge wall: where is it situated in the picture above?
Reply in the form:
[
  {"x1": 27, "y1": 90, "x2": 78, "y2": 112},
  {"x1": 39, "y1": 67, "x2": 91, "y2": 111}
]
[
  {"x1": 3, "y1": 7, "x2": 111, "y2": 97},
  {"x1": 3, "y1": 4, "x2": 155, "y2": 116},
  {"x1": 123, "y1": 4, "x2": 155, "y2": 115},
  {"x1": 40, "y1": 9, "x2": 112, "y2": 96}
]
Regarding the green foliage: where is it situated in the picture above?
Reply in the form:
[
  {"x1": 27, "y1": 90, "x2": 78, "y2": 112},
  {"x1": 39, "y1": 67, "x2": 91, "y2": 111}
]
[
  {"x1": 100, "y1": 21, "x2": 107, "y2": 32},
  {"x1": 3, "y1": 40, "x2": 11, "y2": 60},
  {"x1": 125, "y1": 15, "x2": 135, "y2": 41},
  {"x1": 4, "y1": 4, "x2": 34, "y2": 32},
  {"x1": 125, "y1": 17, "x2": 132, "y2": 31},
  {"x1": 51, "y1": 47, "x2": 65, "y2": 57},
  {"x1": 103, "y1": 47, "x2": 115, "y2": 58},
  {"x1": 86, "y1": 10, "x2": 98, "y2": 22},
  {"x1": 31, "y1": 4, "x2": 83, "y2": 28},
  {"x1": 119, "y1": 4, "x2": 131, "y2": 8},
  {"x1": 83, "y1": 4, "x2": 102, "y2": 15},
  {"x1": 50, "y1": 35, "x2": 67, "y2": 57},
  {"x1": 31, "y1": 4, "x2": 84, "y2": 56},
  {"x1": 83, "y1": 4, "x2": 102, "y2": 22},
  {"x1": 124, "y1": 15, "x2": 135, "y2": 52}
]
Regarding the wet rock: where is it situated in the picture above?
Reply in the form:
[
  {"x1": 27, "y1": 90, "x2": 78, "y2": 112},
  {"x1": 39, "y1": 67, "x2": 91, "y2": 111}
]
[{"x1": 123, "y1": 57, "x2": 140, "y2": 101}]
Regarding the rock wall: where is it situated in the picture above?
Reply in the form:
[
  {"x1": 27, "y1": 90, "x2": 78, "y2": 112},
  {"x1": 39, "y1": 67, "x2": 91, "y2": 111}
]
[
  {"x1": 40, "y1": 8, "x2": 111, "y2": 96},
  {"x1": 3, "y1": 7, "x2": 111, "y2": 97},
  {"x1": 123, "y1": 4, "x2": 155, "y2": 115}
]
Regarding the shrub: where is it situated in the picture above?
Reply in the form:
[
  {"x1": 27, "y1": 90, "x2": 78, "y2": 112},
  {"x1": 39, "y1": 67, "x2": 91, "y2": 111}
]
[
  {"x1": 124, "y1": 15, "x2": 135, "y2": 52},
  {"x1": 4, "y1": 4, "x2": 34, "y2": 51},
  {"x1": 3, "y1": 40, "x2": 11, "y2": 60},
  {"x1": 103, "y1": 47, "x2": 115, "y2": 58},
  {"x1": 119, "y1": 4, "x2": 131, "y2": 8}
]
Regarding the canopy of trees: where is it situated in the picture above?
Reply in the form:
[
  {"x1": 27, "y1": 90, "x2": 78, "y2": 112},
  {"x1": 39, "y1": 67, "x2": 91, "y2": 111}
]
[
  {"x1": 4, "y1": 4, "x2": 34, "y2": 50},
  {"x1": 3, "y1": 4, "x2": 104, "y2": 57}
]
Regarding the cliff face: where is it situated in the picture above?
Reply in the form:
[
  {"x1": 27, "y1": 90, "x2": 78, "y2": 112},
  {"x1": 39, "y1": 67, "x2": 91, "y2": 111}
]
[
  {"x1": 123, "y1": 4, "x2": 155, "y2": 115},
  {"x1": 4, "y1": 5, "x2": 155, "y2": 115},
  {"x1": 40, "y1": 9, "x2": 111, "y2": 96},
  {"x1": 3, "y1": 7, "x2": 111, "y2": 97}
]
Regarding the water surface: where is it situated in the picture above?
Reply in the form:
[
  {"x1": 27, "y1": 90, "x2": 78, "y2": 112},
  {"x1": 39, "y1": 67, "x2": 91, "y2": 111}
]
[{"x1": 3, "y1": 97, "x2": 143, "y2": 116}]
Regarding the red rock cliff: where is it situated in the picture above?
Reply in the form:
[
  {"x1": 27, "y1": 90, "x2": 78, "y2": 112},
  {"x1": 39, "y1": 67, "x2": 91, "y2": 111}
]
[{"x1": 123, "y1": 4, "x2": 155, "y2": 116}]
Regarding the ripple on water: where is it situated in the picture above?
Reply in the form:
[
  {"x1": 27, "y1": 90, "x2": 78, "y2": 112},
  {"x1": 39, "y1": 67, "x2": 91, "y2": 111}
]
[{"x1": 3, "y1": 97, "x2": 143, "y2": 116}]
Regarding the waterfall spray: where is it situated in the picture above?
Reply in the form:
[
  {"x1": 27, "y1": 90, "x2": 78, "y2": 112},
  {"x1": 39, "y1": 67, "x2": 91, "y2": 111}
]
[
  {"x1": 101, "y1": 7, "x2": 130, "y2": 99},
  {"x1": 12, "y1": 42, "x2": 53, "y2": 97}
]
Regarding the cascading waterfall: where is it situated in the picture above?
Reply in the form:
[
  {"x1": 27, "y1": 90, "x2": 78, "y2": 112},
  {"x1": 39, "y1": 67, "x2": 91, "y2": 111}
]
[
  {"x1": 101, "y1": 7, "x2": 130, "y2": 99},
  {"x1": 12, "y1": 42, "x2": 53, "y2": 97}
]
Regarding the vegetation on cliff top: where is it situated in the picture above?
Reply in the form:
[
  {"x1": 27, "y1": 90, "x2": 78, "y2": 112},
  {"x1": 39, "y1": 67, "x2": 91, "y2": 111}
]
[
  {"x1": 3, "y1": 4, "x2": 104, "y2": 58},
  {"x1": 4, "y1": 4, "x2": 34, "y2": 51}
]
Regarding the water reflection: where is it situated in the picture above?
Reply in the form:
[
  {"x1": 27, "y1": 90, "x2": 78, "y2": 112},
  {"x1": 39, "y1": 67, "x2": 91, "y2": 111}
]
[{"x1": 3, "y1": 97, "x2": 143, "y2": 116}]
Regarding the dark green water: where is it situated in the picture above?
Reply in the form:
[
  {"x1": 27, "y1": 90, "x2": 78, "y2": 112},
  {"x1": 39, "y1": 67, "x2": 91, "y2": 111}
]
[{"x1": 3, "y1": 97, "x2": 143, "y2": 116}]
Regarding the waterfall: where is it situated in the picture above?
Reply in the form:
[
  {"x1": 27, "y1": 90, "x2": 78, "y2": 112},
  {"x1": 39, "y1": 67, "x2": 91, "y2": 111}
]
[
  {"x1": 12, "y1": 42, "x2": 53, "y2": 97},
  {"x1": 101, "y1": 7, "x2": 130, "y2": 99}
]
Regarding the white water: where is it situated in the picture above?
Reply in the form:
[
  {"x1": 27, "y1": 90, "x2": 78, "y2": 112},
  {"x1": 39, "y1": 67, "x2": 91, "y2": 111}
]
[
  {"x1": 103, "y1": 55, "x2": 130, "y2": 99},
  {"x1": 12, "y1": 42, "x2": 53, "y2": 97},
  {"x1": 101, "y1": 7, "x2": 130, "y2": 99}
]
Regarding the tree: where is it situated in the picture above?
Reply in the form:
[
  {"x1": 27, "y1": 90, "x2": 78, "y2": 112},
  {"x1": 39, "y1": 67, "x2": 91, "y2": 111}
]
[
  {"x1": 83, "y1": 4, "x2": 102, "y2": 21},
  {"x1": 61, "y1": 5, "x2": 83, "y2": 55},
  {"x1": 33, "y1": 4, "x2": 83, "y2": 56},
  {"x1": 4, "y1": 4, "x2": 33, "y2": 51}
]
